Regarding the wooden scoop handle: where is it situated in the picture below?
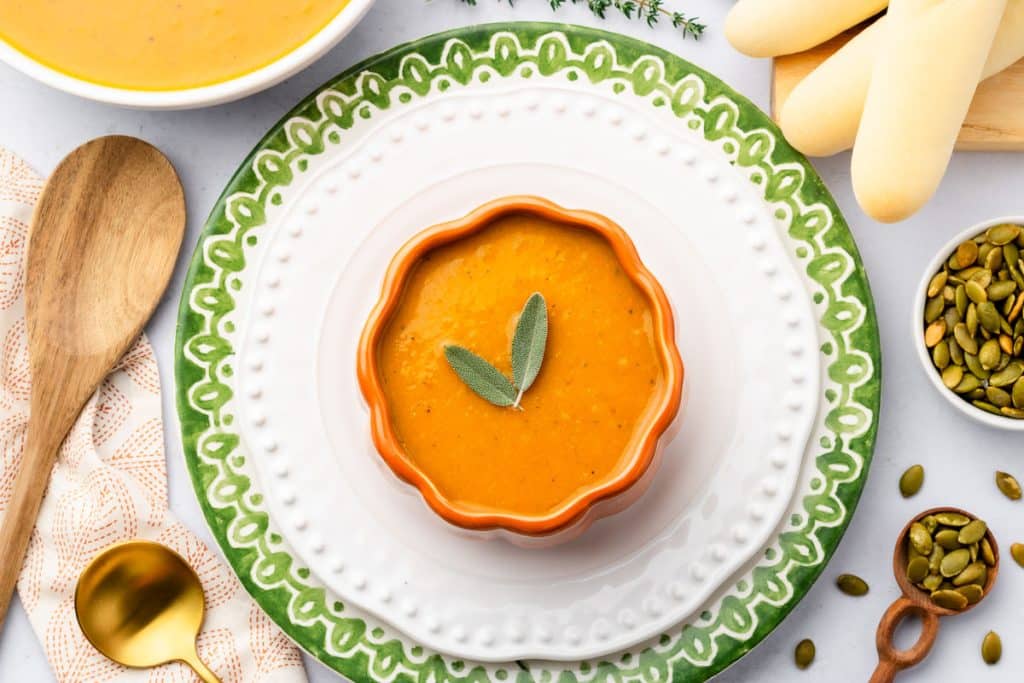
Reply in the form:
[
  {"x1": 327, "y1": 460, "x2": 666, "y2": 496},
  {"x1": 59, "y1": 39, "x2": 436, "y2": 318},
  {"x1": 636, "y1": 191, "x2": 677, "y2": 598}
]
[{"x1": 870, "y1": 596, "x2": 940, "y2": 682}]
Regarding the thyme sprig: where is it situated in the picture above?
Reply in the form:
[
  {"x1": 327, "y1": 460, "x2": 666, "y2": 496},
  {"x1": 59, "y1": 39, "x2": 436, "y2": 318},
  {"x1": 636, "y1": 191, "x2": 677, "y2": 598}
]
[{"x1": 457, "y1": 0, "x2": 705, "y2": 40}]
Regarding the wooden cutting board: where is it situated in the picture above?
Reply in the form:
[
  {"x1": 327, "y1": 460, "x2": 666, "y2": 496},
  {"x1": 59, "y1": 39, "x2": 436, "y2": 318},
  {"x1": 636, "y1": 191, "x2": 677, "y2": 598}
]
[{"x1": 771, "y1": 29, "x2": 1024, "y2": 151}]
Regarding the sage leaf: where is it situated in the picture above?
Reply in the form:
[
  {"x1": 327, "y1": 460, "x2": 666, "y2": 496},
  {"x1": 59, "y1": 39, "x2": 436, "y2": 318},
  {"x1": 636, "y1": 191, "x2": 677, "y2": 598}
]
[
  {"x1": 511, "y1": 292, "x2": 548, "y2": 405},
  {"x1": 444, "y1": 345, "x2": 518, "y2": 408}
]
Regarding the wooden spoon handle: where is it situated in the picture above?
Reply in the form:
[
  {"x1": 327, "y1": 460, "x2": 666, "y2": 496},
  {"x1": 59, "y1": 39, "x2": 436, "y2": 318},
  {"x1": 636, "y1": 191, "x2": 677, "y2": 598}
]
[
  {"x1": 0, "y1": 421, "x2": 67, "y2": 629},
  {"x1": 870, "y1": 596, "x2": 940, "y2": 682}
]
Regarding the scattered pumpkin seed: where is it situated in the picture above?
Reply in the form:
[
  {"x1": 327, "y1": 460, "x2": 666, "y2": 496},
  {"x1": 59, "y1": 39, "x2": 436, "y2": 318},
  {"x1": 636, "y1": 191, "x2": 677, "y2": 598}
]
[
  {"x1": 981, "y1": 631, "x2": 1002, "y2": 665},
  {"x1": 899, "y1": 465, "x2": 924, "y2": 498},
  {"x1": 996, "y1": 471, "x2": 1022, "y2": 500},
  {"x1": 1011, "y1": 542, "x2": 1024, "y2": 568},
  {"x1": 931, "y1": 589, "x2": 969, "y2": 610},
  {"x1": 836, "y1": 573, "x2": 869, "y2": 596},
  {"x1": 959, "y1": 519, "x2": 988, "y2": 545},
  {"x1": 794, "y1": 639, "x2": 815, "y2": 670}
]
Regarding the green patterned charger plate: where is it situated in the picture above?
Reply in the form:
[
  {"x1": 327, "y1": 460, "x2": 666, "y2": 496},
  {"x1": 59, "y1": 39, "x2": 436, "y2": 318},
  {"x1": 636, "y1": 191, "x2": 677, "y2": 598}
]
[{"x1": 176, "y1": 22, "x2": 881, "y2": 681}]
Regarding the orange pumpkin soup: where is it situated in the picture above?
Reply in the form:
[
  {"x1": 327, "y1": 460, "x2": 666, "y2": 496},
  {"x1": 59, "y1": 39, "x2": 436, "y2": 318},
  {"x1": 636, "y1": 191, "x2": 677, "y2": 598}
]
[
  {"x1": 0, "y1": 0, "x2": 350, "y2": 90},
  {"x1": 371, "y1": 210, "x2": 677, "y2": 522}
]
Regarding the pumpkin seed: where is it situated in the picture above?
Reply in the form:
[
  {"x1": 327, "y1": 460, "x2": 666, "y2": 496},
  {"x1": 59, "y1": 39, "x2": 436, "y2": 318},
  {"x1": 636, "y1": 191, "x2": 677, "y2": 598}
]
[
  {"x1": 988, "y1": 223, "x2": 1021, "y2": 245},
  {"x1": 969, "y1": 388, "x2": 987, "y2": 400},
  {"x1": 899, "y1": 465, "x2": 924, "y2": 497},
  {"x1": 1006, "y1": 242, "x2": 1021, "y2": 266},
  {"x1": 967, "y1": 280, "x2": 988, "y2": 304},
  {"x1": 925, "y1": 320, "x2": 947, "y2": 347},
  {"x1": 955, "y1": 584, "x2": 984, "y2": 605},
  {"x1": 794, "y1": 639, "x2": 815, "y2": 670},
  {"x1": 954, "y1": 374, "x2": 981, "y2": 394},
  {"x1": 941, "y1": 365, "x2": 963, "y2": 389},
  {"x1": 986, "y1": 386, "x2": 1011, "y2": 408},
  {"x1": 996, "y1": 471, "x2": 1022, "y2": 500},
  {"x1": 977, "y1": 302, "x2": 1002, "y2": 333},
  {"x1": 957, "y1": 240, "x2": 980, "y2": 267},
  {"x1": 928, "y1": 544, "x2": 945, "y2": 573},
  {"x1": 1011, "y1": 292, "x2": 1024, "y2": 322},
  {"x1": 1016, "y1": 336, "x2": 1024, "y2": 355},
  {"x1": 1011, "y1": 542, "x2": 1024, "y2": 568},
  {"x1": 969, "y1": 541, "x2": 979, "y2": 563},
  {"x1": 835, "y1": 574, "x2": 869, "y2": 596},
  {"x1": 1000, "y1": 334, "x2": 1014, "y2": 355},
  {"x1": 1013, "y1": 378, "x2": 1024, "y2": 407},
  {"x1": 1001, "y1": 406, "x2": 1024, "y2": 419},
  {"x1": 931, "y1": 589, "x2": 969, "y2": 610},
  {"x1": 956, "y1": 284, "x2": 968, "y2": 316},
  {"x1": 954, "y1": 322, "x2": 978, "y2": 354},
  {"x1": 971, "y1": 269, "x2": 993, "y2": 289},
  {"x1": 910, "y1": 522, "x2": 933, "y2": 555},
  {"x1": 944, "y1": 306, "x2": 961, "y2": 331},
  {"x1": 928, "y1": 270, "x2": 948, "y2": 297},
  {"x1": 989, "y1": 361, "x2": 1023, "y2": 387},
  {"x1": 924, "y1": 296, "x2": 944, "y2": 323},
  {"x1": 982, "y1": 631, "x2": 1002, "y2": 665},
  {"x1": 922, "y1": 573, "x2": 943, "y2": 591},
  {"x1": 973, "y1": 400, "x2": 1002, "y2": 415},
  {"x1": 932, "y1": 341, "x2": 950, "y2": 369},
  {"x1": 935, "y1": 512, "x2": 971, "y2": 527},
  {"x1": 940, "y1": 548, "x2": 971, "y2": 577},
  {"x1": 980, "y1": 339, "x2": 1002, "y2": 370},
  {"x1": 953, "y1": 561, "x2": 987, "y2": 587},
  {"x1": 949, "y1": 337, "x2": 965, "y2": 364},
  {"x1": 981, "y1": 538, "x2": 996, "y2": 566},
  {"x1": 959, "y1": 519, "x2": 988, "y2": 545},
  {"x1": 934, "y1": 529, "x2": 962, "y2": 550},
  {"x1": 964, "y1": 352, "x2": 990, "y2": 380},
  {"x1": 988, "y1": 279, "x2": 1017, "y2": 301},
  {"x1": 966, "y1": 303, "x2": 979, "y2": 336},
  {"x1": 986, "y1": 246, "x2": 1004, "y2": 271},
  {"x1": 906, "y1": 556, "x2": 930, "y2": 583},
  {"x1": 920, "y1": 515, "x2": 938, "y2": 533}
]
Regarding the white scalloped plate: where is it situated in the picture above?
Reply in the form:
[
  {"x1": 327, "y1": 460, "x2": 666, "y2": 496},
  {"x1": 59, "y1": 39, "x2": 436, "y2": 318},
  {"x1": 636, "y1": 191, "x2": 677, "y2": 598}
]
[{"x1": 213, "y1": 77, "x2": 821, "y2": 662}]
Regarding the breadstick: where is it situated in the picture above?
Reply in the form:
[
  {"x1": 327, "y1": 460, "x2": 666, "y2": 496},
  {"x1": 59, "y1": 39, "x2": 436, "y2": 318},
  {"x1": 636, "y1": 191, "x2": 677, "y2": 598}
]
[
  {"x1": 851, "y1": 0, "x2": 1007, "y2": 222},
  {"x1": 780, "y1": 0, "x2": 1024, "y2": 156},
  {"x1": 726, "y1": 0, "x2": 889, "y2": 58}
]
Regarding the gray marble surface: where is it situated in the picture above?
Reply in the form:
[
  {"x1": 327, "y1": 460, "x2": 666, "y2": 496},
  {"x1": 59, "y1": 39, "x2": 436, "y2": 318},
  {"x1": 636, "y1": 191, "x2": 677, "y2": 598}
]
[{"x1": 1, "y1": 1, "x2": 1023, "y2": 681}]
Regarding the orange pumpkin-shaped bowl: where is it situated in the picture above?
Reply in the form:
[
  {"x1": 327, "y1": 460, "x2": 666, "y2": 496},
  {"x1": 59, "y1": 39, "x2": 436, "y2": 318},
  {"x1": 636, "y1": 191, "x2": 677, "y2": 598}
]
[{"x1": 357, "y1": 196, "x2": 684, "y2": 543}]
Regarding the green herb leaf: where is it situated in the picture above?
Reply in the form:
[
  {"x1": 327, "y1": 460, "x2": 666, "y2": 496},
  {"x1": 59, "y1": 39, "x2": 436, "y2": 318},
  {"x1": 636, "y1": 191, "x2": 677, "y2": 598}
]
[
  {"x1": 511, "y1": 292, "x2": 548, "y2": 406},
  {"x1": 444, "y1": 345, "x2": 519, "y2": 408}
]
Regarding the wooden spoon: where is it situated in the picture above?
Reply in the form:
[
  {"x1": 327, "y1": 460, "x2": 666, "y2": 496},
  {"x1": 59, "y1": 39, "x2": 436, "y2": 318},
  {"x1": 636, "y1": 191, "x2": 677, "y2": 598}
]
[
  {"x1": 0, "y1": 136, "x2": 185, "y2": 630},
  {"x1": 871, "y1": 506, "x2": 999, "y2": 682}
]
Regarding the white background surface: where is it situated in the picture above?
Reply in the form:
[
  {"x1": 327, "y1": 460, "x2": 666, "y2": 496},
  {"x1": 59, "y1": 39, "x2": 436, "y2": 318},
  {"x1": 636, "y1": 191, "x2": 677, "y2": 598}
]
[{"x1": 0, "y1": 1, "x2": 1022, "y2": 681}]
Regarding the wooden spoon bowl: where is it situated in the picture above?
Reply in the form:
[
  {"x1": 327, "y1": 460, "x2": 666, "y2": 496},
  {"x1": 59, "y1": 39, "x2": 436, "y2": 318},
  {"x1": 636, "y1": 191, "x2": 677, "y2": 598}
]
[{"x1": 872, "y1": 506, "x2": 999, "y2": 682}]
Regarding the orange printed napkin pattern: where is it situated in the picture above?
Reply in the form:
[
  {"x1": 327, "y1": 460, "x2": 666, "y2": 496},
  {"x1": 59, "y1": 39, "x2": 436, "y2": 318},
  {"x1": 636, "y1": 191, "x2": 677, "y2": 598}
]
[{"x1": 0, "y1": 148, "x2": 307, "y2": 683}]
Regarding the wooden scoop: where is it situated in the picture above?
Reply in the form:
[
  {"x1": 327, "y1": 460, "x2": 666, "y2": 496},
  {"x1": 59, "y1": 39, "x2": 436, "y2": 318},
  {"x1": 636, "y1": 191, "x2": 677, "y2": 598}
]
[
  {"x1": 0, "y1": 136, "x2": 185, "y2": 630},
  {"x1": 871, "y1": 506, "x2": 999, "y2": 682}
]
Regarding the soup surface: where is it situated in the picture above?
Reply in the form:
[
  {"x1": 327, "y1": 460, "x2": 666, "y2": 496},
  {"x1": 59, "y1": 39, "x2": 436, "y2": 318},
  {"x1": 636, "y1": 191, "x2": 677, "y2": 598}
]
[
  {"x1": 377, "y1": 213, "x2": 671, "y2": 519},
  {"x1": 0, "y1": 0, "x2": 350, "y2": 90}
]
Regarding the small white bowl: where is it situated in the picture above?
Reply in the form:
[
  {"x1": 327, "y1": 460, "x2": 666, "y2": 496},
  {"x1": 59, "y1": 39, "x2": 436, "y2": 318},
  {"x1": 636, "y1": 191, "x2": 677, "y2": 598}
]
[
  {"x1": 914, "y1": 215, "x2": 1024, "y2": 430},
  {"x1": 0, "y1": 0, "x2": 375, "y2": 109}
]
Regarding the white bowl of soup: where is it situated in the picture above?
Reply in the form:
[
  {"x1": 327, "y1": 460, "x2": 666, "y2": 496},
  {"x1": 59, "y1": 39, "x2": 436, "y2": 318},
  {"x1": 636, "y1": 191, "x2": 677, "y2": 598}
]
[{"x1": 0, "y1": 0, "x2": 375, "y2": 109}]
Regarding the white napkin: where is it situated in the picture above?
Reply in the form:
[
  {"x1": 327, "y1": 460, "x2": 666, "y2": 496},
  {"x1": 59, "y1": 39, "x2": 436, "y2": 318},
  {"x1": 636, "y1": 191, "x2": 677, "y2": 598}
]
[{"x1": 0, "y1": 147, "x2": 308, "y2": 683}]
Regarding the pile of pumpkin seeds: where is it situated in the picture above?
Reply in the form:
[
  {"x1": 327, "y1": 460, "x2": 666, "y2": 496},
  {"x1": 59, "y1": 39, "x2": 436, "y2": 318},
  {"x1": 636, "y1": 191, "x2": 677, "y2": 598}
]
[
  {"x1": 923, "y1": 223, "x2": 1024, "y2": 418},
  {"x1": 906, "y1": 511, "x2": 994, "y2": 611}
]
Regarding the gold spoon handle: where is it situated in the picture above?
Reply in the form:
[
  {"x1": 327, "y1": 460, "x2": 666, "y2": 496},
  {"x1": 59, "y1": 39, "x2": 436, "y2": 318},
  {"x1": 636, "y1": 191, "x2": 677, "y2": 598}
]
[{"x1": 182, "y1": 649, "x2": 222, "y2": 683}]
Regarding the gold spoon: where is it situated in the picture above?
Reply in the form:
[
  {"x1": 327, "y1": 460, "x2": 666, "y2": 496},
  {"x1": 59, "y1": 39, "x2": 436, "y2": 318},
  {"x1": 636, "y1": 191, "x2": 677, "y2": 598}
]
[
  {"x1": 75, "y1": 541, "x2": 222, "y2": 682},
  {"x1": 0, "y1": 136, "x2": 185, "y2": 629}
]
